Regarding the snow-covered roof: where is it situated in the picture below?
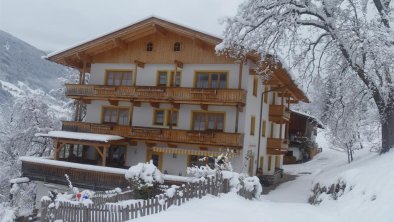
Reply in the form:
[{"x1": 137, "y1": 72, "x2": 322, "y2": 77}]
[
  {"x1": 35, "y1": 131, "x2": 124, "y2": 142},
  {"x1": 19, "y1": 156, "x2": 196, "y2": 183},
  {"x1": 291, "y1": 109, "x2": 324, "y2": 129}
]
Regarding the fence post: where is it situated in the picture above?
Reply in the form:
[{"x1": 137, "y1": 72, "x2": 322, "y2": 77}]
[{"x1": 40, "y1": 200, "x2": 49, "y2": 222}]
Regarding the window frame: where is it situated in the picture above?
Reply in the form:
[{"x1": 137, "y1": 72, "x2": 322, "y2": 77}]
[
  {"x1": 105, "y1": 70, "x2": 133, "y2": 86},
  {"x1": 153, "y1": 109, "x2": 166, "y2": 126},
  {"x1": 146, "y1": 42, "x2": 153, "y2": 51},
  {"x1": 191, "y1": 111, "x2": 225, "y2": 131},
  {"x1": 174, "y1": 42, "x2": 181, "y2": 51},
  {"x1": 262, "y1": 120, "x2": 267, "y2": 137},
  {"x1": 253, "y1": 77, "x2": 258, "y2": 97},
  {"x1": 102, "y1": 106, "x2": 130, "y2": 125},
  {"x1": 194, "y1": 71, "x2": 229, "y2": 89},
  {"x1": 153, "y1": 109, "x2": 179, "y2": 126},
  {"x1": 250, "y1": 115, "x2": 256, "y2": 136}
]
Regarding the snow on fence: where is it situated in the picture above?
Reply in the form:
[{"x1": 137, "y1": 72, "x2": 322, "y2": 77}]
[
  {"x1": 41, "y1": 175, "x2": 229, "y2": 222},
  {"x1": 91, "y1": 190, "x2": 134, "y2": 205}
]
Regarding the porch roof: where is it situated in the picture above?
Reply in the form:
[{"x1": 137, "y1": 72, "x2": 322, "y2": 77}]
[{"x1": 35, "y1": 131, "x2": 124, "y2": 143}]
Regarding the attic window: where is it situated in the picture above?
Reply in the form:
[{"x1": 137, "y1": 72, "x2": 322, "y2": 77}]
[
  {"x1": 174, "y1": 42, "x2": 181, "y2": 51},
  {"x1": 147, "y1": 42, "x2": 153, "y2": 51}
]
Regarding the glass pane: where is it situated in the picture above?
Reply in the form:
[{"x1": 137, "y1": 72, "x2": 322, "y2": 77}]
[
  {"x1": 107, "y1": 72, "x2": 114, "y2": 85},
  {"x1": 193, "y1": 113, "x2": 205, "y2": 131},
  {"x1": 217, "y1": 114, "x2": 224, "y2": 130},
  {"x1": 114, "y1": 73, "x2": 122, "y2": 86},
  {"x1": 197, "y1": 74, "x2": 209, "y2": 88},
  {"x1": 219, "y1": 74, "x2": 227, "y2": 88},
  {"x1": 159, "y1": 72, "x2": 167, "y2": 86},
  {"x1": 211, "y1": 74, "x2": 219, "y2": 88},
  {"x1": 172, "y1": 111, "x2": 178, "y2": 126},
  {"x1": 110, "y1": 109, "x2": 117, "y2": 123},
  {"x1": 118, "y1": 109, "x2": 129, "y2": 125},
  {"x1": 104, "y1": 109, "x2": 111, "y2": 122},
  {"x1": 151, "y1": 154, "x2": 159, "y2": 167},
  {"x1": 208, "y1": 114, "x2": 215, "y2": 129},
  {"x1": 122, "y1": 72, "x2": 132, "y2": 86},
  {"x1": 175, "y1": 72, "x2": 181, "y2": 86},
  {"x1": 155, "y1": 111, "x2": 164, "y2": 125}
]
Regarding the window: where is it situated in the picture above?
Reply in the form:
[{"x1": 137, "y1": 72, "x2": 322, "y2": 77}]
[
  {"x1": 259, "y1": 156, "x2": 264, "y2": 173},
  {"x1": 253, "y1": 77, "x2": 258, "y2": 96},
  {"x1": 153, "y1": 110, "x2": 165, "y2": 125},
  {"x1": 263, "y1": 85, "x2": 268, "y2": 103},
  {"x1": 188, "y1": 155, "x2": 215, "y2": 168},
  {"x1": 106, "y1": 70, "x2": 133, "y2": 86},
  {"x1": 167, "y1": 110, "x2": 178, "y2": 126},
  {"x1": 268, "y1": 156, "x2": 272, "y2": 171},
  {"x1": 275, "y1": 155, "x2": 281, "y2": 168},
  {"x1": 272, "y1": 92, "x2": 276, "y2": 105},
  {"x1": 250, "y1": 116, "x2": 256, "y2": 136},
  {"x1": 262, "y1": 120, "x2": 267, "y2": 137},
  {"x1": 171, "y1": 71, "x2": 181, "y2": 87},
  {"x1": 157, "y1": 71, "x2": 168, "y2": 86},
  {"x1": 146, "y1": 42, "x2": 153, "y2": 51},
  {"x1": 195, "y1": 72, "x2": 227, "y2": 88},
  {"x1": 270, "y1": 123, "x2": 274, "y2": 138},
  {"x1": 192, "y1": 112, "x2": 224, "y2": 131},
  {"x1": 174, "y1": 42, "x2": 181, "y2": 51},
  {"x1": 153, "y1": 109, "x2": 178, "y2": 126},
  {"x1": 59, "y1": 144, "x2": 84, "y2": 159},
  {"x1": 102, "y1": 107, "x2": 129, "y2": 125}
]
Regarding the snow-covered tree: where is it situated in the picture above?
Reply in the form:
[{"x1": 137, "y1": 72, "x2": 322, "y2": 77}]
[{"x1": 219, "y1": 0, "x2": 394, "y2": 153}]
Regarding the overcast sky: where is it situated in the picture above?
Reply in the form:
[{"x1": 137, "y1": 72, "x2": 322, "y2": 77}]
[{"x1": 0, "y1": 0, "x2": 243, "y2": 52}]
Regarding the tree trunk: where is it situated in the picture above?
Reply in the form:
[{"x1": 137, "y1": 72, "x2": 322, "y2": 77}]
[{"x1": 381, "y1": 106, "x2": 394, "y2": 153}]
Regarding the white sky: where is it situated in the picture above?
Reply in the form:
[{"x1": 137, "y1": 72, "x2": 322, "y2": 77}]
[{"x1": 0, "y1": 0, "x2": 243, "y2": 52}]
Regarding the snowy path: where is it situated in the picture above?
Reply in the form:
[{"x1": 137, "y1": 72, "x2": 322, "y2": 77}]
[{"x1": 131, "y1": 149, "x2": 347, "y2": 222}]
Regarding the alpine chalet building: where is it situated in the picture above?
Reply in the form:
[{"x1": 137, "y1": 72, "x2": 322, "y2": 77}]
[{"x1": 21, "y1": 17, "x2": 308, "y2": 189}]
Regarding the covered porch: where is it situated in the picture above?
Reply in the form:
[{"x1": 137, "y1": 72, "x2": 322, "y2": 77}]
[{"x1": 37, "y1": 131, "x2": 128, "y2": 168}]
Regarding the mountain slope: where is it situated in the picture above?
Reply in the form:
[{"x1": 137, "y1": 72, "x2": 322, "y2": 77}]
[{"x1": 0, "y1": 30, "x2": 69, "y2": 92}]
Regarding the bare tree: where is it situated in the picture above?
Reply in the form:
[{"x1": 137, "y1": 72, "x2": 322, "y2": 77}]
[{"x1": 219, "y1": 0, "x2": 394, "y2": 153}]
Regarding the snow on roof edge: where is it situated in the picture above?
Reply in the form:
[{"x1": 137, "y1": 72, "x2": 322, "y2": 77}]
[
  {"x1": 46, "y1": 15, "x2": 223, "y2": 59},
  {"x1": 35, "y1": 131, "x2": 124, "y2": 142},
  {"x1": 291, "y1": 109, "x2": 324, "y2": 129}
]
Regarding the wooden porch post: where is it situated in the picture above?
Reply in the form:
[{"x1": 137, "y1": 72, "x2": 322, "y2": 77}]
[
  {"x1": 102, "y1": 146, "x2": 108, "y2": 166},
  {"x1": 53, "y1": 140, "x2": 60, "y2": 160}
]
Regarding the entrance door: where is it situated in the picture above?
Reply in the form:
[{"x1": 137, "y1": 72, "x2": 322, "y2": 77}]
[{"x1": 147, "y1": 150, "x2": 163, "y2": 170}]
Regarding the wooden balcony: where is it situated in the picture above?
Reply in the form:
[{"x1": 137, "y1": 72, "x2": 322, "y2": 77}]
[
  {"x1": 62, "y1": 121, "x2": 244, "y2": 148},
  {"x1": 65, "y1": 84, "x2": 246, "y2": 106},
  {"x1": 269, "y1": 105, "x2": 291, "y2": 123},
  {"x1": 267, "y1": 138, "x2": 288, "y2": 155}
]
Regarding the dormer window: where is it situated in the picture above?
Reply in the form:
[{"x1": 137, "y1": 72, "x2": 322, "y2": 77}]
[
  {"x1": 174, "y1": 42, "x2": 181, "y2": 51},
  {"x1": 146, "y1": 42, "x2": 153, "y2": 51}
]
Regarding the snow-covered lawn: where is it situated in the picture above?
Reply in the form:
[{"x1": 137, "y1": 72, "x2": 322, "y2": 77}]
[{"x1": 131, "y1": 148, "x2": 394, "y2": 222}]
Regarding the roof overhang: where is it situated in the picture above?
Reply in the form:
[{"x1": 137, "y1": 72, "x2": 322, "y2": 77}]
[{"x1": 46, "y1": 16, "x2": 222, "y2": 69}]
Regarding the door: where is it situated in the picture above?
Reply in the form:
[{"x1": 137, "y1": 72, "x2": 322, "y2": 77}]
[{"x1": 147, "y1": 150, "x2": 163, "y2": 170}]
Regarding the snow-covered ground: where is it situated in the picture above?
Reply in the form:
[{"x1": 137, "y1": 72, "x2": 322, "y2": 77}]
[{"x1": 130, "y1": 133, "x2": 394, "y2": 222}]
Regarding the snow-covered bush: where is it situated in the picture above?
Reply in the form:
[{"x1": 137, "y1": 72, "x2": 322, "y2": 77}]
[
  {"x1": 125, "y1": 161, "x2": 164, "y2": 199},
  {"x1": 240, "y1": 176, "x2": 262, "y2": 199},
  {"x1": 187, "y1": 165, "x2": 216, "y2": 178},
  {"x1": 215, "y1": 151, "x2": 233, "y2": 171}
]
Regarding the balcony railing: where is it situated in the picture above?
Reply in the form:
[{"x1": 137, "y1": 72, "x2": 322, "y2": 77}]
[
  {"x1": 267, "y1": 138, "x2": 289, "y2": 155},
  {"x1": 65, "y1": 84, "x2": 246, "y2": 106},
  {"x1": 62, "y1": 121, "x2": 244, "y2": 148},
  {"x1": 269, "y1": 105, "x2": 291, "y2": 123}
]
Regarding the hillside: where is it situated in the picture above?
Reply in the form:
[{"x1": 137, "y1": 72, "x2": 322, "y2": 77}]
[
  {"x1": 0, "y1": 30, "x2": 74, "y2": 115},
  {"x1": 131, "y1": 133, "x2": 394, "y2": 222}
]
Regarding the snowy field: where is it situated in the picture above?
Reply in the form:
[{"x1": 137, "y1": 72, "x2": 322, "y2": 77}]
[{"x1": 131, "y1": 145, "x2": 394, "y2": 222}]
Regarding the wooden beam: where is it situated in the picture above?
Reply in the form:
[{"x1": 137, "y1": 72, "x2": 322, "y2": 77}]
[
  {"x1": 152, "y1": 24, "x2": 167, "y2": 36},
  {"x1": 132, "y1": 101, "x2": 141, "y2": 107},
  {"x1": 113, "y1": 38, "x2": 128, "y2": 50},
  {"x1": 145, "y1": 142, "x2": 156, "y2": 147},
  {"x1": 171, "y1": 103, "x2": 180, "y2": 109},
  {"x1": 102, "y1": 146, "x2": 108, "y2": 166},
  {"x1": 82, "y1": 99, "x2": 91, "y2": 104},
  {"x1": 109, "y1": 100, "x2": 118, "y2": 106},
  {"x1": 128, "y1": 140, "x2": 138, "y2": 146},
  {"x1": 134, "y1": 60, "x2": 145, "y2": 68},
  {"x1": 76, "y1": 52, "x2": 92, "y2": 63},
  {"x1": 168, "y1": 143, "x2": 177, "y2": 148},
  {"x1": 174, "y1": 60, "x2": 183, "y2": 69},
  {"x1": 150, "y1": 102, "x2": 160, "y2": 108},
  {"x1": 249, "y1": 68, "x2": 257, "y2": 75},
  {"x1": 200, "y1": 104, "x2": 208, "y2": 111}
]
